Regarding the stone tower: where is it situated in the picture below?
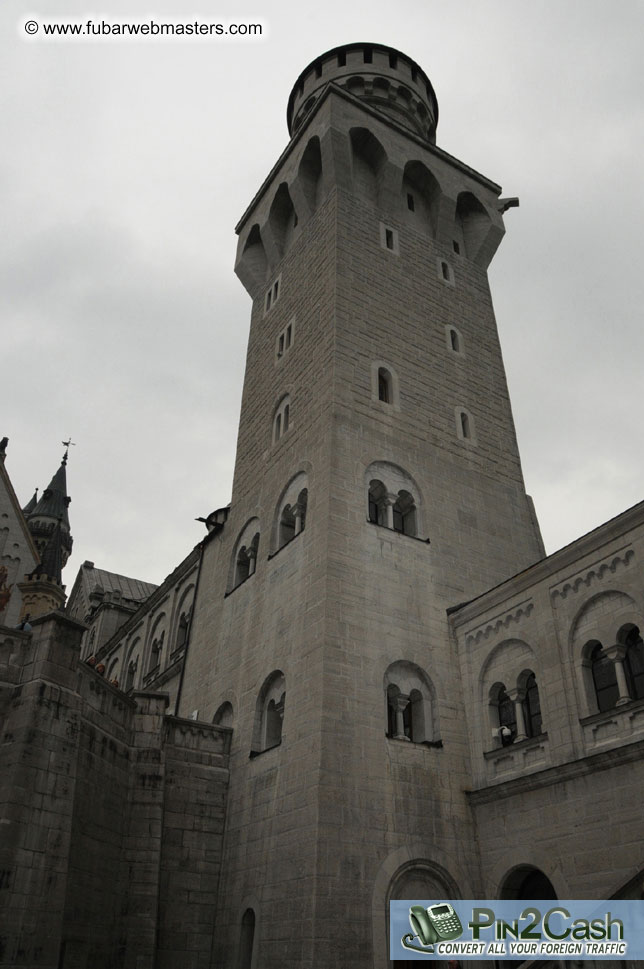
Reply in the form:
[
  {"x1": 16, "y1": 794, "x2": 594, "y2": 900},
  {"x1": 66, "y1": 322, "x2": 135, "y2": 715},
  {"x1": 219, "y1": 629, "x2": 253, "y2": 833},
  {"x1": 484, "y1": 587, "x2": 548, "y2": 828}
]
[{"x1": 180, "y1": 43, "x2": 544, "y2": 968}]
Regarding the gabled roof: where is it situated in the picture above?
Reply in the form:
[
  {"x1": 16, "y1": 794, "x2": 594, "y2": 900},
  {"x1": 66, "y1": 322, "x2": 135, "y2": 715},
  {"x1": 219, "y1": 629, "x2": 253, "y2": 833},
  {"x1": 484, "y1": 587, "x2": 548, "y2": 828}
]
[
  {"x1": 83, "y1": 565, "x2": 157, "y2": 602},
  {"x1": 66, "y1": 560, "x2": 158, "y2": 622}
]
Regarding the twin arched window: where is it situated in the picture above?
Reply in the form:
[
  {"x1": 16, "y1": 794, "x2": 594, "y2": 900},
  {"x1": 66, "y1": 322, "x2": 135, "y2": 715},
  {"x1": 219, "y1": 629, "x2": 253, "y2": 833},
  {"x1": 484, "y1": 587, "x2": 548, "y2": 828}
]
[
  {"x1": 234, "y1": 532, "x2": 260, "y2": 588},
  {"x1": 251, "y1": 671, "x2": 286, "y2": 755},
  {"x1": 368, "y1": 479, "x2": 417, "y2": 536},
  {"x1": 587, "y1": 624, "x2": 644, "y2": 712},
  {"x1": 278, "y1": 488, "x2": 308, "y2": 548},
  {"x1": 384, "y1": 661, "x2": 438, "y2": 745},
  {"x1": 491, "y1": 671, "x2": 542, "y2": 745}
]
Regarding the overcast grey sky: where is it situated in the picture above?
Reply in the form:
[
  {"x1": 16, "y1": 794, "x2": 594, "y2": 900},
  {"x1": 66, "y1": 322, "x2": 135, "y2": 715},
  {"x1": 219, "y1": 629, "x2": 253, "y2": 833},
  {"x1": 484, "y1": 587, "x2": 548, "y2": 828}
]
[{"x1": 3, "y1": 0, "x2": 644, "y2": 586}]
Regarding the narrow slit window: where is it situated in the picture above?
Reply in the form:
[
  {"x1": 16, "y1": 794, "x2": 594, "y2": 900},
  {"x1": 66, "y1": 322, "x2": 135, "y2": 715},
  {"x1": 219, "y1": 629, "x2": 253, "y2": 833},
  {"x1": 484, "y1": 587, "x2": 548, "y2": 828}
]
[
  {"x1": 315, "y1": 62, "x2": 322, "y2": 78},
  {"x1": 385, "y1": 229, "x2": 394, "y2": 250},
  {"x1": 283, "y1": 404, "x2": 290, "y2": 432},
  {"x1": 389, "y1": 53, "x2": 398, "y2": 69},
  {"x1": 407, "y1": 194, "x2": 415, "y2": 212},
  {"x1": 453, "y1": 240, "x2": 460, "y2": 254},
  {"x1": 441, "y1": 261, "x2": 450, "y2": 281},
  {"x1": 338, "y1": 51, "x2": 346, "y2": 67},
  {"x1": 450, "y1": 329, "x2": 460, "y2": 352},
  {"x1": 460, "y1": 411, "x2": 470, "y2": 438},
  {"x1": 278, "y1": 334, "x2": 285, "y2": 356},
  {"x1": 286, "y1": 324, "x2": 292, "y2": 348},
  {"x1": 363, "y1": 48, "x2": 373, "y2": 64},
  {"x1": 273, "y1": 279, "x2": 279, "y2": 300},
  {"x1": 266, "y1": 290, "x2": 272, "y2": 310}
]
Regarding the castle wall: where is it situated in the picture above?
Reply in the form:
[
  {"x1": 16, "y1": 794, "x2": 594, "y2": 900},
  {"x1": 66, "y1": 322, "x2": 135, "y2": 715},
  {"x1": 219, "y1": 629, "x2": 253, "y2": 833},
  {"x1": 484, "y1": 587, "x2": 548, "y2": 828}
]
[{"x1": 0, "y1": 613, "x2": 230, "y2": 969}]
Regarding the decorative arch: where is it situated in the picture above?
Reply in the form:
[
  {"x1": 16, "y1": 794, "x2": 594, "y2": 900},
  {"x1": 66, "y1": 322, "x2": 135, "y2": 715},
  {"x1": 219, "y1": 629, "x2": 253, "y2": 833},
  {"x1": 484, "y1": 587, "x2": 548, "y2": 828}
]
[
  {"x1": 238, "y1": 224, "x2": 268, "y2": 292},
  {"x1": 350, "y1": 127, "x2": 388, "y2": 206},
  {"x1": 268, "y1": 182, "x2": 298, "y2": 259},
  {"x1": 402, "y1": 160, "x2": 441, "y2": 236},
  {"x1": 487, "y1": 854, "x2": 570, "y2": 901},
  {"x1": 213, "y1": 701, "x2": 234, "y2": 728},
  {"x1": 499, "y1": 864, "x2": 557, "y2": 900},
  {"x1": 371, "y1": 845, "x2": 466, "y2": 969},
  {"x1": 298, "y1": 136, "x2": 323, "y2": 214},
  {"x1": 455, "y1": 191, "x2": 493, "y2": 265}
]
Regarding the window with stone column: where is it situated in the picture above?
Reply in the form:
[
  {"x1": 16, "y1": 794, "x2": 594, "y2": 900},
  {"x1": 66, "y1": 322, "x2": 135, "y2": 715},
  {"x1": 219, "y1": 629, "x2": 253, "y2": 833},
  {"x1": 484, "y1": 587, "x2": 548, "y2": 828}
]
[
  {"x1": 384, "y1": 661, "x2": 438, "y2": 745},
  {"x1": 490, "y1": 672, "x2": 543, "y2": 746},
  {"x1": 368, "y1": 478, "x2": 418, "y2": 537},
  {"x1": 228, "y1": 518, "x2": 261, "y2": 593},
  {"x1": 251, "y1": 671, "x2": 286, "y2": 755},
  {"x1": 272, "y1": 471, "x2": 309, "y2": 555}
]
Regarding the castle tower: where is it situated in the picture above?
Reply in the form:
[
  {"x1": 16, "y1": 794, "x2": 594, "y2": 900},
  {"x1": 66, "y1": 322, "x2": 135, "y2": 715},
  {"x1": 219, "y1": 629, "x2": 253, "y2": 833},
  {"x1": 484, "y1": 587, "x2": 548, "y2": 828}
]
[
  {"x1": 18, "y1": 444, "x2": 73, "y2": 621},
  {"x1": 24, "y1": 443, "x2": 73, "y2": 567},
  {"x1": 180, "y1": 43, "x2": 544, "y2": 968}
]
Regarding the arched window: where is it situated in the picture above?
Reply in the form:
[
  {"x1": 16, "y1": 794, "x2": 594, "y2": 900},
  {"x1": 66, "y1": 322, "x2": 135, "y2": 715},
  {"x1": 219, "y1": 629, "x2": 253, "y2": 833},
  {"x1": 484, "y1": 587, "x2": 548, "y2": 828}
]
[
  {"x1": 230, "y1": 522, "x2": 261, "y2": 592},
  {"x1": 500, "y1": 865, "x2": 557, "y2": 900},
  {"x1": 147, "y1": 634, "x2": 163, "y2": 674},
  {"x1": 125, "y1": 656, "x2": 138, "y2": 692},
  {"x1": 274, "y1": 476, "x2": 308, "y2": 552},
  {"x1": 497, "y1": 687, "x2": 516, "y2": 744},
  {"x1": 384, "y1": 662, "x2": 438, "y2": 745},
  {"x1": 237, "y1": 908, "x2": 256, "y2": 969},
  {"x1": 213, "y1": 701, "x2": 233, "y2": 727},
  {"x1": 591, "y1": 643, "x2": 619, "y2": 712},
  {"x1": 392, "y1": 490, "x2": 416, "y2": 536},
  {"x1": 624, "y1": 626, "x2": 644, "y2": 701},
  {"x1": 368, "y1": 481, "x2": 417, "y2": 536},
  {"x1": 273, "y1": 396, "x2": 291, "y2": 444},
  {"x1": 378, "y1": 367, "x2": 392, "y2": 403},
  {"x1": 175, "y1": 611, "x2": 190, "y2": 651},
  {"x1": 251, "y1": 671, "x2": 286, "y2": 755},
  {"x1": 456, "y1": 407, "x2": 476, "y2": 444},
  {"x1": 522, "y1": 672, "x2": 542, "y2": 737}
]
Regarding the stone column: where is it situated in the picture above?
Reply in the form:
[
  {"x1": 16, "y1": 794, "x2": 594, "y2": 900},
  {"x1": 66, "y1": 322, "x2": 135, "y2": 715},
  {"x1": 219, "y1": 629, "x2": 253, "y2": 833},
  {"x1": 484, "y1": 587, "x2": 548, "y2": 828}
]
[
  {"x1": 505, "y1": 688, "x2": 528, "y2": 742},
  {"x1": 294, "y1": 502, "x2": 303, "y2": 536},
  {"x1": 392, "y1": 693, "x2": 410, "y2": 740},
  {"x1": 247, "y1": 546, "x2": 257, "y2": 577},
  {"x1": 604, "y1": 644, "x2": 632, "y2": 705},
  {"x1": 384, "y1": 492, "x2": 398, "y2": 530}
]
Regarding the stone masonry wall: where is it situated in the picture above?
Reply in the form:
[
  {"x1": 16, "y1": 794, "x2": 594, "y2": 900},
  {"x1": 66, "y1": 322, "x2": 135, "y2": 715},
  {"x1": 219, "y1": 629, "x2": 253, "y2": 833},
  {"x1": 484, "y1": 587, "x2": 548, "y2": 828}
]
[{"x1": 0, "y1": 613, "x2": 230, "y2": 969}]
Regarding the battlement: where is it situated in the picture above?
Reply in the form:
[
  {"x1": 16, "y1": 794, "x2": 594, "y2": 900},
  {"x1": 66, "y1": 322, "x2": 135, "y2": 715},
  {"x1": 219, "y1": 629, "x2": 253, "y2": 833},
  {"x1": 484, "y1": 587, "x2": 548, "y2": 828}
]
[{"x1": 287, "y1": 42, "x2": 438, "y2": 143}]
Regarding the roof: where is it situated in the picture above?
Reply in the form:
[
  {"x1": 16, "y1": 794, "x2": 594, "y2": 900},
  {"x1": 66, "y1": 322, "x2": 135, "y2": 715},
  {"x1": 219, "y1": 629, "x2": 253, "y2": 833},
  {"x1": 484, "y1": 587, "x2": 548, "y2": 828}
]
[{"x1": 82, "y1": 563, "x2": 158, "y2": 602}]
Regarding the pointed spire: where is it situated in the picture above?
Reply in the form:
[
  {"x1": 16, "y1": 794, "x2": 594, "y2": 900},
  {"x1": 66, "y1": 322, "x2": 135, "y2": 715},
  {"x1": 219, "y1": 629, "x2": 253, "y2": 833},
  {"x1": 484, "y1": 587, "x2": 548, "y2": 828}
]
[{"x1": 25, "y1": 443, "x2": 74, "y2": 569}]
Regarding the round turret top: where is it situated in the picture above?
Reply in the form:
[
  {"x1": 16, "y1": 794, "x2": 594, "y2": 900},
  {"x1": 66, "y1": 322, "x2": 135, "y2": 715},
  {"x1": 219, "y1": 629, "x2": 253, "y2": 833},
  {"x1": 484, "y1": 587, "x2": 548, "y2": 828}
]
[{"x1": 287, "y1": 43, "x2": 438, "y2": 143}]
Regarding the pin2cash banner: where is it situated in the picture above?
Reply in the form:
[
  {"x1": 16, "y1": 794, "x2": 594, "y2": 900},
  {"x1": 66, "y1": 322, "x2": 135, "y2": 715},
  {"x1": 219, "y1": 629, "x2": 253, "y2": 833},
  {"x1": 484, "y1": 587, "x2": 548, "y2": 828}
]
[{"x1": 389, "y1": 899, "x2": 644, "y2": 960}]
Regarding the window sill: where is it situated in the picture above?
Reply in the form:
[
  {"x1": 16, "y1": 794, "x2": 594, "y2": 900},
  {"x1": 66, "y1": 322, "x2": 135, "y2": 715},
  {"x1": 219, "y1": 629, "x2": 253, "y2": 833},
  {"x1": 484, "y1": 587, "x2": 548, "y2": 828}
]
[
  {"x1": 483, "y1": 732, "x2": 548, "y2": 759},
  {"x1": 267, "y1": 530, "x2": 303, "y2": 561},
  {"x1": 224, "y1": 573, "x2": 255, "y2": 598},
  {"x1": 580, "y1": 695, "x2": 644, "y2": 726},
  {"x1": 367, "y1": 521, "x2": 430, "y2": 544},
  {"x1": 249, "y1": 740, "x2": 282, "y2": 759},
  {"x1": 386, "y1": 735, "x2": 443, "y2": 749}
]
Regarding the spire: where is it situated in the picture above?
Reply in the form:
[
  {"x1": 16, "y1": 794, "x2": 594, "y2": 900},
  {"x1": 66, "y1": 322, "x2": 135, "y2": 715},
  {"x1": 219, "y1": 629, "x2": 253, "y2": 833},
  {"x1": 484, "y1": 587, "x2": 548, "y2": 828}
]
[{"x1": 25, "y1": 442, "x2": 74, "y2": 568}]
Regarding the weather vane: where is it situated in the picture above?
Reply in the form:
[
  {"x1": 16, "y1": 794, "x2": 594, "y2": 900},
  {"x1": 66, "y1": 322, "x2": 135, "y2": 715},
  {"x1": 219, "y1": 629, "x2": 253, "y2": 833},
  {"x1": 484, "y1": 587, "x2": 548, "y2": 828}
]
[{"x1": 62, "y1": 438, "x2": 76, "y2": 464}]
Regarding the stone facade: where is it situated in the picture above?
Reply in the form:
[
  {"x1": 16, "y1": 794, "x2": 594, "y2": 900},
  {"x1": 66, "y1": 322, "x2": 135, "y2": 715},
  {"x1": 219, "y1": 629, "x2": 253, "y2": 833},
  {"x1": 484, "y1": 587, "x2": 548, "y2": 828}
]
[
  {"x1": 1, "y1": 41, "x2": 643, "y2": 969},
  {"x1": 0, "y1": 613, "x2": 231, "y2": 969}
]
